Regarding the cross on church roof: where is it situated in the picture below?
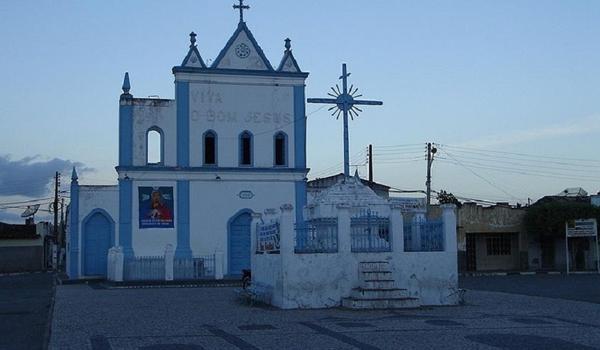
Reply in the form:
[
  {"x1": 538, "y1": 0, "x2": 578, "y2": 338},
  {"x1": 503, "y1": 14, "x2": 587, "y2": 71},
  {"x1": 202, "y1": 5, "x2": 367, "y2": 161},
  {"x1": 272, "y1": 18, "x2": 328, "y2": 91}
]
[{"x1": 233, "y1": 0, "x2": 250, "y2": 23}]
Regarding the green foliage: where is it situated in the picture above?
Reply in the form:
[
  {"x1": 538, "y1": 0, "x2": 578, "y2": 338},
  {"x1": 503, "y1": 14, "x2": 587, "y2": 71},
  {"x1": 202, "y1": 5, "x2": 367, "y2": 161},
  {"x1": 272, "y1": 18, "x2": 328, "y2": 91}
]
[
  {"x1": 524, "y1": 201, "x2": 600, "y2": 237},
  {"x1": 437, "y1": 190, "x2": 461, "y2": 207}
]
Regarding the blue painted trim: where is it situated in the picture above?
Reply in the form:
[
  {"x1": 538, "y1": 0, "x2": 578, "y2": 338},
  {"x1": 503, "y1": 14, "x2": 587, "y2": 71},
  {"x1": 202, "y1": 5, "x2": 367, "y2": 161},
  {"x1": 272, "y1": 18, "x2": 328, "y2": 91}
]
[
  {"x1": 273, "y1": 131, "x2": 288, "y2": 167},
  {"x1": 145, "y1": 126, "x2": 165, "y2": 165},
  {"x1": 116, "y1": 165, "x2": 309, "y2": 173},
  {"x1": 68, "y1": 179, "x2": 80, "y2": 278},
  {"x1": 276, "y1": 51, "x2": 302, "y2": 72},
  {"x1": 238, "y1": 130, "x2": 254, "y2": 167},
  {"x1": 227, "y1": 208, "x2": 253, "y2": 275},
  {"x1": 81, "y1": 208, "x2": 116, "y2": 276},
  {"x1": 119, "y1": 102, "x2": 134, "y2": 166},
  {"x1": 293, "y1": 85, "x2": 307, "y2": 168},
  {"x1": 176, "y1": 81, "x2": 190, "y2": 167},
  {"x1": 211, "y1": 22, "x2": 274, "y2": 71},
  {"x1": 175, "y1": 180, "x2": 192, "y2": 258},
  {"x1": 202, "y1": 129, "x2": 218, "y2": 166},
  {"x1": 118, "y1": 179, "x2": 134, "y2": 258},
  {"x1": 295, "y1": 181, "x2": 307, "y2": 224},
  {"x1": 181, "y1": 46, "x2": 206, "y2": 68},
  {"x1": 172, "y1": 66, "x2": 308, "y2": 78}
]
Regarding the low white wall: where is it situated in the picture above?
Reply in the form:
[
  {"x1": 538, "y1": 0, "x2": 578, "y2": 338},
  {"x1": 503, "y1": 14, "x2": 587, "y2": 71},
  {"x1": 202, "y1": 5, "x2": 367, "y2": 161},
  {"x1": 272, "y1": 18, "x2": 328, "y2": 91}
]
[
  {"x1": 253, "y1": 204, "x2": 459, "y2": 309},
  {"x1": 393, "y1": 252, "x2": 459, "y2": 305}
]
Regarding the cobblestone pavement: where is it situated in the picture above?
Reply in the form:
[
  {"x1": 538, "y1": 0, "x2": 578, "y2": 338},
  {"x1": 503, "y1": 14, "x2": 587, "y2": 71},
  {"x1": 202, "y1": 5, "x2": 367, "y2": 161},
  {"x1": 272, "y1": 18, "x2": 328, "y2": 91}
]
[
  {"x1": 49, "y1": 283, "x2": 600, "y2": 350},
  {"x1": 0, "y1": 272, "x2": 54, "y2": 350},
  {"x1": 460, "y1": 274, "x2": 600, "y2": 304}
]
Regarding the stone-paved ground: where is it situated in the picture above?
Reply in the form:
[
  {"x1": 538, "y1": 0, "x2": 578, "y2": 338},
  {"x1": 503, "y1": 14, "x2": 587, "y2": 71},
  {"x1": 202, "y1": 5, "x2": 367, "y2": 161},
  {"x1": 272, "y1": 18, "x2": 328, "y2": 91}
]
[
  {"x1": 460, "y1": 274, "x2": 600, "y2": 304},
  {"x1": 49, "y1": 283, "x2": 600, "y2": 350},
  {"x1": 0, "y1": 272, "x2": 54, "y2": 350}
]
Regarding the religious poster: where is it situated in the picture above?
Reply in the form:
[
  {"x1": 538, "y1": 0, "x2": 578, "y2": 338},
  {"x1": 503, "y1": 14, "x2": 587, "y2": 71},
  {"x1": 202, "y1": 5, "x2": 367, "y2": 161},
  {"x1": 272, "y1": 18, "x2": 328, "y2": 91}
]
[
  {"x1": 138, "y1": 187, "x2": 174, "y2": 229},
  {"x1": 257, "y1": 222, "x2": 280, "y2": 253}
]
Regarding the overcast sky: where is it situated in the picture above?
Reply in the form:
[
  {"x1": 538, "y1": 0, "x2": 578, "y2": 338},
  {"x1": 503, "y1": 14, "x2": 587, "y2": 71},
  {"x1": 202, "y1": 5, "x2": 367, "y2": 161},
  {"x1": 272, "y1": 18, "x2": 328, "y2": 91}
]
[{"x1": 1, "y1": 1, "x2": 600, "y2": 222}]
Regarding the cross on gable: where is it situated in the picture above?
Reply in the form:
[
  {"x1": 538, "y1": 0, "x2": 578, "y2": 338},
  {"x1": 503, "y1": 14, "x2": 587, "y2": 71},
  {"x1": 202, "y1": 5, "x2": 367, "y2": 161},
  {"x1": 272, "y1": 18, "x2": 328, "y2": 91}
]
[
  {"x1": 233, "y1": 0, "x2": 250, "y2": 23},
  {"x1": 308, "y1": 63, "x2": 383, "y2": 177}
]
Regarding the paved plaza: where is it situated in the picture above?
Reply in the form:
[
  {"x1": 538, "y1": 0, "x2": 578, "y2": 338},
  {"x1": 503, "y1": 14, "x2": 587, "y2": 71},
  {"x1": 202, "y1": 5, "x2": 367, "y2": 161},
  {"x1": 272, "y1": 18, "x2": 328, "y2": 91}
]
[
  {"x1": 0, "y1": 273, "x2": 54, "y2": 350},
  {"x1": 49, "y1": 277, "x2": 600, "y2": 350}
]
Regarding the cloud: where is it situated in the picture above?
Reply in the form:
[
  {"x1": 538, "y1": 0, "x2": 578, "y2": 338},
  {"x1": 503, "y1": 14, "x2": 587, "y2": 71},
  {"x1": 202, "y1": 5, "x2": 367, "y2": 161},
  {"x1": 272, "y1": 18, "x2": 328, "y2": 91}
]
[
  {"x1": 0, "y1": 154, "x2": 93, "y2": 197},
  {"x1": 460, "y1": 114, "x2": 600, "y2": 148}
]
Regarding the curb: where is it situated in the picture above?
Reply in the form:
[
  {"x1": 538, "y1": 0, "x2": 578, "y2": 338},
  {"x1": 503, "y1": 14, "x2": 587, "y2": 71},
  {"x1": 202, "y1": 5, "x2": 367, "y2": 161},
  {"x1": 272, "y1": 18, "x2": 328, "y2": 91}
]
[
  {"x1": 43, "y1": 273, "x2": 57, "y2": 350},
  {"x1": 460, "y1": 271, "x2": 598, "y2": 277}
]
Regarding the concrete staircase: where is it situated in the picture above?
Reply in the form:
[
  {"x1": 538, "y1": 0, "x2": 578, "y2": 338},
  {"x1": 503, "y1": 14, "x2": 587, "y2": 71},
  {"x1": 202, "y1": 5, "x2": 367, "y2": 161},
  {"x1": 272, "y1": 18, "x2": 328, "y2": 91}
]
[{"x1": 341, "y1": 261, "x2": 420, "y2": 309}]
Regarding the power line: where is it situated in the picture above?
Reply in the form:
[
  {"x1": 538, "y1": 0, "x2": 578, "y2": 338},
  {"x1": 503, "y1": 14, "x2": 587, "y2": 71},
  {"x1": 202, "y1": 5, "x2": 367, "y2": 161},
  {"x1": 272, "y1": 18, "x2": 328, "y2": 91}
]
[
  {"x1": 443, "y1": 151, "x2": 519, "y2": 201},
  {"x1": 436, "y1": 157, "x2": 600, "y2": 182},
  {"x1": 441, "y1": 144, "x2": 600, "y2": 164}
]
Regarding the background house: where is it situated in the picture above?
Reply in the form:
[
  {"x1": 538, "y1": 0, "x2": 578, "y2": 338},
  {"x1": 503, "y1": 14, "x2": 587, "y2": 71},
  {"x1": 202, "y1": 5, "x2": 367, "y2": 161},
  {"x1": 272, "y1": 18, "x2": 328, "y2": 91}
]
[{"x1": 0, "y1": 221, "x2": 51, "y2": 273}]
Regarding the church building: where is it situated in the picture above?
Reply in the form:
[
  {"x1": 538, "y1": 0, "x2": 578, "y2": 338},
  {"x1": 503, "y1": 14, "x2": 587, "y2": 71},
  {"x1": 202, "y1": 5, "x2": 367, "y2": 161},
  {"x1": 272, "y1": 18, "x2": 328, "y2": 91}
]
[{"x1": 67, "y1": 8, "x2": 309, "y2": 279}]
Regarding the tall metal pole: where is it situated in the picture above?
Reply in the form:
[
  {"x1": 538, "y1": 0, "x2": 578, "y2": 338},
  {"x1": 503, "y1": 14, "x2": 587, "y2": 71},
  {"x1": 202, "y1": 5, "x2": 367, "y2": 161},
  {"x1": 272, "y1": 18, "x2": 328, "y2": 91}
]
[
  {"x1": 53, "y1": 172, "x2": 59, "y2": 237},
  {"x1": 426, "y1": 143, "x2": 432, "y2": 213},
  {"x1": 342, "y1": 64, "x2": 350, "y2": 177},
  {"x1": 60, "y1": 198, "x2": 65, "y2": 246},
  {"x1": 368, "y1": 144, "x2": 373, "y2": 182}
]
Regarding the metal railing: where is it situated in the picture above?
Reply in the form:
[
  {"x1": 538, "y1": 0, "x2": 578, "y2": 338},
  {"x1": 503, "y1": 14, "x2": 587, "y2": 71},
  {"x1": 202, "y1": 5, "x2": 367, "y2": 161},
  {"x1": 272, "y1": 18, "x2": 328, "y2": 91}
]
[
  {"x1": 124, "y1": 255, "x2": 165, "y2": 281},
  {"x1": 404, "y1": 219, "x2": 445, "y2": 252},
  {"x1": 173, "y1": 255, "x2": 215, "y2": 280},
  {"x1": 294, "y1": 218, "x2": 338, "y2": 253},
  {"x1": 351, "y1": 210, "x2": 391, "y2": 252}
]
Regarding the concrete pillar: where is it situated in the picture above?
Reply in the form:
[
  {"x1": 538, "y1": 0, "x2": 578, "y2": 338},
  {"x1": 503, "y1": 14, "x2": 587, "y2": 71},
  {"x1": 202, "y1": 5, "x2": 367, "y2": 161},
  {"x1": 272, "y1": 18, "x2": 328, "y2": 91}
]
[
  {"x1": 279, "y1": 204, "x2": 294, "y2": 255},
  {"x1": 164, "y1": 244, "x2": 174, "y2": 281},
  {"x1": 214, "y1": 252, "x2": 224, "y2": 280},
  {"x1": 337, "y1": 204, "x2": 351, "y2": 253},
  {"x1": 114, "y1": 246, "x2": 124, "y2": 282},
  {"x1": 107, "y1": 247, "x2": 115, "y2": 280},
  {"x1": 390, "y1": 204, "x2": 404, "y2": 253},
  {"x1": 441, "y1": 204, "x2": 457, "y2": 253},
  {"x1": 250, "y1": 212, "x2": 263, "y2": 272}
]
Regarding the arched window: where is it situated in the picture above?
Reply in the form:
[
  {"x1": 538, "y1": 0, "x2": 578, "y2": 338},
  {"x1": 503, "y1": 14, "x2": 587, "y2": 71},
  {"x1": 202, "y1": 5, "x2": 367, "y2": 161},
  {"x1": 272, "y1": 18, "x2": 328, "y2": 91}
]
[
  {"x1": 274, "y1": 132, "x2": 287, "y2": 166},
  {"x1": 203, "y1": 130, "x2": 217, "y2": 165},
  {"x1": 239, "y1": 131, "x2": 253, "y2": 166},
  {"x1": 146, "y1": 127, "x2": 163, "y2": 165}
]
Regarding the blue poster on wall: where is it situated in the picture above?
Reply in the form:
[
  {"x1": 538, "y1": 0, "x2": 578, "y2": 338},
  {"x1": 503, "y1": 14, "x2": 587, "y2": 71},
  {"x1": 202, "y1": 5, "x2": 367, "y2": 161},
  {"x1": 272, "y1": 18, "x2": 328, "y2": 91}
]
[{"x1": 139, "y1": 186, "x2": 174, "y2": 229}]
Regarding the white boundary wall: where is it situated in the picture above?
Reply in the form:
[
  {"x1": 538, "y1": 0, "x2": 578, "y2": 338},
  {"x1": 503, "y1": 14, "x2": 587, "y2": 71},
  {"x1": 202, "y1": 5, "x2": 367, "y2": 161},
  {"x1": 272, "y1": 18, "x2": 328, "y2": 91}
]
[{"x1": 253, "y1": 204, "x2": 458, "y2": 309}]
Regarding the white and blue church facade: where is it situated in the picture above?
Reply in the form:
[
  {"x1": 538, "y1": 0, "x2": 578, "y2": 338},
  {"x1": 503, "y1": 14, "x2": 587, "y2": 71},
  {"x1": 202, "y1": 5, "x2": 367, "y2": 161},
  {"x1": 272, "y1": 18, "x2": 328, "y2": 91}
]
[{"x1": 67, "y1": 17, "x2": 309, "y2": 279}]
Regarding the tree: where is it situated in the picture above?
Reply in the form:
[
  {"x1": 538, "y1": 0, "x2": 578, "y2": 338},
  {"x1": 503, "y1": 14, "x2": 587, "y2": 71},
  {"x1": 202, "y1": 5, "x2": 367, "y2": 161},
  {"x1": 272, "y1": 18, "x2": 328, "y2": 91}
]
[
  {"x1": 437, "y1": 190, "x2": 461, "y2": 208},
  {"x1": 524, "y1": 201, "x2": 600, "y2": 237}
]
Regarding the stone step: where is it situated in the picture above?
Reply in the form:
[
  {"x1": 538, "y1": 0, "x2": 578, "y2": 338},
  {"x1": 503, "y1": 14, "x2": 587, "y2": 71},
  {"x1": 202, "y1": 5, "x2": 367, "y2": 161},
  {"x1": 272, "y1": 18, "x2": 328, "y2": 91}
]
[
  {"x1": 360, "y1": 270, "x2": 393, "y2": 281},
  {"x1": 362, "y1": 279, "x2": 395, "y2": 289},
  {"x1": 359, "y1": 261, "x2": 390, "y2": 273},
  {"x1": 342, "y1": 297, "x2": 420, "y2": 309},
  {"x1": 351, "y1": 287, "x2": 409, "y2": 299}
]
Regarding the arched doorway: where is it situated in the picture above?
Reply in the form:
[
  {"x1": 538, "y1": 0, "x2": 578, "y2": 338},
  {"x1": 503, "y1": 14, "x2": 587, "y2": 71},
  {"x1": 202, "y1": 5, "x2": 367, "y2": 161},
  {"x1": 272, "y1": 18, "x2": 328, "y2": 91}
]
[
  {"x1": 228, "y1": 210, "x2": 252, "y2": 276},
  {"x1": 83, "y1": 209, "x2": 114, "y2": 276}
]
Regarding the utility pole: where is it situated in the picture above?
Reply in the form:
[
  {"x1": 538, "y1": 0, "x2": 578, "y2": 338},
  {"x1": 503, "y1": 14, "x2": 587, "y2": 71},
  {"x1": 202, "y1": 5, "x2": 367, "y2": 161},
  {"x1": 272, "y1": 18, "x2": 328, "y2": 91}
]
[
  {"x1": 53, "y1": 172, "x2": 60, "y2": 238},
  {"x1": 426, "y1": 143, "x2": 437, "y2": 213},
  {"x1": 368, "y1": 144, "x2": 373, "y2": 182},
  {"x1": 60, "y1": 198, "x2": 65, "y2": 246}
]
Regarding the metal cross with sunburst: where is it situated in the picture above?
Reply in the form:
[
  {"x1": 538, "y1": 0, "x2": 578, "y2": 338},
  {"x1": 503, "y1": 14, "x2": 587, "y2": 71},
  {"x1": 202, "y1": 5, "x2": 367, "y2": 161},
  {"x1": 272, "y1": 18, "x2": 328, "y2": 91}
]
[{"x1": 308, "y1": 63, "x2": 383, "y2": 177}]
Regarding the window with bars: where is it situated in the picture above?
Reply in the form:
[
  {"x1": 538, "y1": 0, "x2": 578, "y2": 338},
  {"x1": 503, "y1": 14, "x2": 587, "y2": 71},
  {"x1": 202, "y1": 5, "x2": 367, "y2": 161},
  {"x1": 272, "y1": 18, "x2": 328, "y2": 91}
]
[{"x1": 486, "y1": 235, "x2": 512, "y2": 256}]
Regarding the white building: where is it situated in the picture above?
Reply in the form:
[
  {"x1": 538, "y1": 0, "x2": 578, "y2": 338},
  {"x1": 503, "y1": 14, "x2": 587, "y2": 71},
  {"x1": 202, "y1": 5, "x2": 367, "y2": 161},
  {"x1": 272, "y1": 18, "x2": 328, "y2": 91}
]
[{"x1": 67, "y1": 15, "x2": 309, "y2": 279}]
